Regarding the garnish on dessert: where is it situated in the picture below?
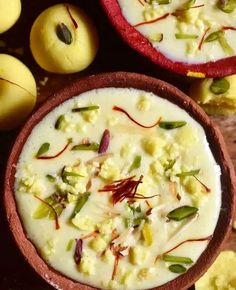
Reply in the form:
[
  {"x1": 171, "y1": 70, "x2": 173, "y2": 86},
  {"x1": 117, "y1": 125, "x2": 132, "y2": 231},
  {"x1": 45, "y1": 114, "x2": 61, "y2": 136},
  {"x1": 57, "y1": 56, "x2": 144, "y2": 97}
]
[
  {"x1": 98, "y1": 129, "x2": 110, "y2": 154},
  {"x1": 72, "y1": 105, "x2": 100, "y2": 112},
  {"x1": 210, "y1": 78, "x2": 230, "y2": 95},
  {"x1": 72, "y1": 142, "x2": 99, "y2": 151},
  {"x1": 169, "y1": 264, "x2": 187, "y2": 273},
  {"x1": 113, "y1": 105, "x2": 161, "y2": 128},
  {"x1": 74, "y1": 239, "x2": 83, "y2": 264},
  {"x1": 65, "y1": 4, "x2": 78, "y2": 29},
  {"x1": 162, "y1": 254, "x2": 193, "y2": 264},
  {"x1": 99, "y1": 175, "x2": 158, "y2": 204},
  {"x1": 36, "y1": 139, "x2": 72, "y2": 159},
  {"x1": 71, "y1": 192, "x2": 91, "y2": 218},
  {"x1": 33, "y1": 193, "x2": 67, "y2": 229},
  {"x1": 159, "y1": 121, "x2": 187, "y2": 130},
  {"x1": 129, "y1": 155, "x2": 142, "y2": 172},
  {"x1": 56, "y1": 23, "x2": 72, "y2": 45},
  {"x1": 167, "y1": 206, "x2": 198, "y2": 221}
]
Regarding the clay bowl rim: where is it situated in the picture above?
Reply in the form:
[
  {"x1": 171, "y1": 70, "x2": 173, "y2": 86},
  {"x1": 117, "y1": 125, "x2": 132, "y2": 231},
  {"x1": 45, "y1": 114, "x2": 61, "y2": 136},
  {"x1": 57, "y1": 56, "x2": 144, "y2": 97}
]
[
  {"x1": 4, "y1": 71, "x2": 236, "y2": 290},
  {"x1": 99, "y1": 0, "x2": 236, "y2": 78}
]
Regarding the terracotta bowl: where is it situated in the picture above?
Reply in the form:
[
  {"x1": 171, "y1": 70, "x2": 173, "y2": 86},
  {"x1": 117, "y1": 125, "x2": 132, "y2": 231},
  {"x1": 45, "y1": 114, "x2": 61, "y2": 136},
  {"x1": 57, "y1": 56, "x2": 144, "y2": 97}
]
[
  {"x1": 100, "y1": 0, "x2": 236, "y2": 78},
  {"x1": 4, "y1": 72, "x2": 236, "y2": 290}
]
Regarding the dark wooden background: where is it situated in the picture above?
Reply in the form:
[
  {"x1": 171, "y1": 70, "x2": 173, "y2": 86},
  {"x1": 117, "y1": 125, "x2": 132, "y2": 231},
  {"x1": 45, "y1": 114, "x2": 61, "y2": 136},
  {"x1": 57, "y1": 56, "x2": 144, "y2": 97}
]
[{"x1": 0, "y1": 1, "x2": 235, "y2": 289}]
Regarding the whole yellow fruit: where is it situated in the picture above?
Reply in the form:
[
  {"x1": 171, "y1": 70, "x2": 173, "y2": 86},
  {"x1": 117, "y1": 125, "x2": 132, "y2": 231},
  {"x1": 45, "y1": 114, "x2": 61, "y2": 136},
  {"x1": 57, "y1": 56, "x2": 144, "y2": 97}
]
[
  {"x1": 30, "y1": 3, "x2": 99, "y2": 74},
  {"x1": 0, "y1": 0, "x2": 21, "y2": 34},
  {"x1": 0, "y1": 54, "x2": 37, "y2": 130}
]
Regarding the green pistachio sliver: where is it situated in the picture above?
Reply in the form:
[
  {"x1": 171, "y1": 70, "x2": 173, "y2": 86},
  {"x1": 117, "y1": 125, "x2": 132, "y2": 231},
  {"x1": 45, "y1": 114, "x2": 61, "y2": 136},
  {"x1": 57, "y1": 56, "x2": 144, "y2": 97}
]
[
  {"x1": 185, "y1": 0, "x2": 196, "y2": 8},
  {"x1": 129, "y1": 155, "x2": 142, "y2": 173},
  {"x1": 71, "y1": 142, "x2": 99, "y2": 151},
  {"x1": 71, "y1": 192, "x2": 91, "y2": 219},
  {"x1": 217, "y1": 0, "x2": 236, "y2": 13},
  {"x1": 176, "y1": 169, "x2": 200, "y2": 177},
  {"x1": 159, "y1": 121, "x2": 187, "y2": 130},
  {"x1": 164, "y1": 159, "x2": 176, "y2": 171},
  {"x1": 169, "y1": 264, "x2": 187, "y2": 274},
  {"x1": 33, "y1": 193, "x2": 67, "y2": 219},
  {"x1": 124, "y1": 215, "x2": 147, "y2": 228},
  {"x1": 167, "y1": 206, "x2": 198, "y2": 221},
  {"x1": 66, "y1": 239, "x2": 74, "y2": 251},
  {"x1": 157, "y1": 0, "x2": 171, "y2": 4},
  {"x1": 72, "y1": 105, "x2": 100, "y2": 112},
  {"x1": 205, "y1": 31, "x2": 224, "y2": 42},
  {"x1": 175, "y1": 33, "x2": 198, "y2": 39},
  {"x1": 55, "y1": 115, "x2": 65, "y2": 130},
  {"x1": 46, "y1": 174, "x2": 56, "y2": 182},
  {"x1": 210, "y1": 78, "x2": 230, "y2": 95},
  {"x1": 62, "y1": 168, "x2": 84, "y2": 183},
  {"x1": 128, "y1": 202, "x2": 142, "y2": 214},
  {"x1": 56, "y1": 23, "x2": 72, "y2": 45},
  {"x1": 162, "y1": 255, "x2": 193, "y2": 264},
  {"x1": 36, "y1": 143, "x2": 50, "y2": 158},
  {"x1": 219, "y1": 36, "x2": 234, "y2": 55}
]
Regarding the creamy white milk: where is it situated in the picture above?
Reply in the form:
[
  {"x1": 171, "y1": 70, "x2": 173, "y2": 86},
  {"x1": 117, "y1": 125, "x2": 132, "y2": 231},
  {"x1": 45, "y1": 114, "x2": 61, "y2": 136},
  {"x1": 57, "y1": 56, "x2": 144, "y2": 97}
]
[
  {"x1": 117, "y1": 0, "x2": 236, "y2": 64},
  {"x1": 15, "y1": 88, "x2": 221, "y2": 290}
]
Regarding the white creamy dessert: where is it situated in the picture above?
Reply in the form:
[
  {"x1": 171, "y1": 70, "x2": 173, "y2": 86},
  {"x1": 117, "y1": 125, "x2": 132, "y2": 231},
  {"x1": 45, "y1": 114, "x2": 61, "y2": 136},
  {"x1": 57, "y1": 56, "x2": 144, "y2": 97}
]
[
  {"x1": 15, "y1": 88, "x2": 221, "y2": 290},
  {"x1": 117, "y1": 0, "x2": 236, "y2": 63}
]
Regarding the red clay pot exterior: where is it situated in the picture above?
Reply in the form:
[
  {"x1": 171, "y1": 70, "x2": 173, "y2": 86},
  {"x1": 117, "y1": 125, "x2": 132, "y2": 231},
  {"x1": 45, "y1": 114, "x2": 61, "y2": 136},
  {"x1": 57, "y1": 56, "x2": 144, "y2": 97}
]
[
  {"x1": 100, "y1": 0, "x2": 236, "y2": 78},
  {"x1": 4, "y1": 72, "x2": 236, "y2": 290}
]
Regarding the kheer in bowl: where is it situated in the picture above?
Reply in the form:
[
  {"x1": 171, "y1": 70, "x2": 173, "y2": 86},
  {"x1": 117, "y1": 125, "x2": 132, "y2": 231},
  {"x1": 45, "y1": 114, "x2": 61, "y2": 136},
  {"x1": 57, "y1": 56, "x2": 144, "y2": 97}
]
[
  {"x1": 100, "y1": 0, "x2": 236, "y2": 77},
  {"x1": 4, "y1": 72, "x2": 236, "y2": 290}
]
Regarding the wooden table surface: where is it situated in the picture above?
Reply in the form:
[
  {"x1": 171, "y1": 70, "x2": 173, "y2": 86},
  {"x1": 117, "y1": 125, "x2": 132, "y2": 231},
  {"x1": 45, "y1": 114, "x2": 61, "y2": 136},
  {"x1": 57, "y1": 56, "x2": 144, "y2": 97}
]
[{"x1": 0, "y1": 1, "x2": 235, "y2": 289}]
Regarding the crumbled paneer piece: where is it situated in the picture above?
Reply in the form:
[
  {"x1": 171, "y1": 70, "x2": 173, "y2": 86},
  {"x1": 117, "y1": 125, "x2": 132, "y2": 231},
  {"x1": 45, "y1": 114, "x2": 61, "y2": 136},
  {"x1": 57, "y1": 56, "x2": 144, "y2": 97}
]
[
  {"x1": 40, "y1": 239, "x2": 56, "y2": 261},
  {"x1": 120, "y1": 143, "x2": 136, "y2": 158},
  {"x1": 101, "y1": 249, "x2": 114, "y2": 264},
  {"x1": 176, "y1": 21, "x2": 188, "y2": 34},
  {"x1": 69, "y1": 163, "x2": 88, "y2": 177},
  {"x1": 62, "y1": 165, "x2": 88, "y2": 186},
  {"x1": 106, "y1": 280, "x2": 120, "y2": 290},
  {"x1": 186, "y1": 41, "x2": 199, "y2": 57},
  {"x1": 56, "y1": 180, "x2": 86, "y2": 195},
  {"x1": 129, "y1": 246, "x2": 147, "y2": 265},
  {"x1": 175, "y1": 127, "x2": 199, "y2": 147},
  {"x1": 89, "y1": 236, "x2": 107, "y2": 252},
  {"x1": 183, "y1": 177, "x2": 203, "y2": 195},
  {"x1": 150, "y1": 160, "x2": 164, "y2": 177},
  {"x1": 67, "y1": 193, "x2": 78, "y2": 203},
  {"x1": 19, "y1": 175, "x2": 44, "y2": 195},
  {"x1": 138, "y1": 268, "x2": 153, "y2": 281},
  {"x1": 99, "y1": 158, "x2": 120, "y2": 181},
  {"x1": 72, "y1": 215, "x2": 96, "y2": 231},
  {"x1": 143, "y1": 5, "x2": 165, "y2": 21},
  {"x1": 177, "y1": 8, "x2": 200, "y2": 24},
  {"x1": 76, "y1": 122, "x2": 86, "y2": 133},
  {"x1": 81, "y1": 103, "x2": 100, "y2": 124},
  {"x1": 118, "y1": 269, "x2": 133, "y2": 286},
  {"x1": 137, "y1": 95, "x2": 151, "y2": 112},
  {"x1": 165, "y1": 143, "x2": 181, "y2": 159},
  {"x1": 137, "y1": 175, "x2": 154, "y2": 197},
  {"x1": 78, "y1": 254, "x2": 95, "y2": 275},
  {"x1": 183, "y1": 177, "x2": 207, "y2": 207},
  {"x1": 97, "y1": 218, "x2": 117, "y2": 235},
  {"x1": 142, "y1": 136, "x2": 166, "y2": 157}
]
